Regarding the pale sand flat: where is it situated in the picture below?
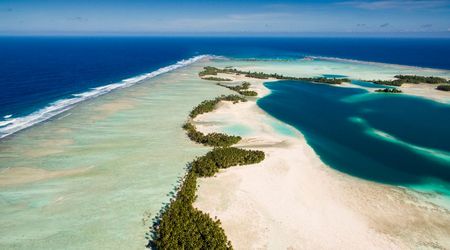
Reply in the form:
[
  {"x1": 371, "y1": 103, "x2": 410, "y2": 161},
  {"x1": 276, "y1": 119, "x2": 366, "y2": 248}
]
[
  {"x1": 399, "y1": 83, "x2": 450, "y2": 104},
  {"x1": 194, "y1": 73, "x2": 450, "y2": 249}
]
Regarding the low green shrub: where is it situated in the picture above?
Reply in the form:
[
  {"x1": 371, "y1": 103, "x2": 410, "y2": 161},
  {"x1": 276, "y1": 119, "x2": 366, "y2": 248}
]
[
  {"x1": 372, "y1": 75, "x2": 448, "y2": 86},
  {"x1": 375, "y1": 88, "x2": 402, "y2": 93},
  {"x1": 192, "y1": 147, "x2": 265, "y2": 177},
  {"x1": 372, "y1": 80, "x2": 403, "y2": 86},
  {"x1": 199, "y1": 66, "x2": 220, "y2": 76},
  {"x1": 394, "y1": 75, "x2": 447, "y2": 84},
  {"x1": 183, "y1": 122, "x2": 241, "y2": 147},
  {"x1": 217, "y1": 82, "x2": 258, "y2": 96},
  {"x1": 238, "y1": 90, "x2": 258, "y2": 96},
  {"x1": 202, "y1": 76, "x2": 232, "y2": 81},
  {"x1": 189, "y1": 95, "x2": 246, "y2": 118},
  {"x1": 436, "y1": 84, "x2": 450, "y2": 91}
]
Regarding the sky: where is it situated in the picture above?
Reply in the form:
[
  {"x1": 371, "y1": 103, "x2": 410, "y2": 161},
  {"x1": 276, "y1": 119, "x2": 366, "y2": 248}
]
[{"x1": 1, "y1": 0, "x2": 450, "y2": 36}]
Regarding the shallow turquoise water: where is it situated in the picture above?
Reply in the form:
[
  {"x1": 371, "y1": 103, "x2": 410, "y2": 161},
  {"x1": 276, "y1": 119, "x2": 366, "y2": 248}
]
[
  {"x1": 0, "y1": 62, "x2": 232, "y2": 249},
  {"x1": 268, "y1": 120, "x2": 298, "y2": 137},
  {"x1": 322, "y1": 74, "x2": 347, "y2": 78},
  {"x1": 258, "y1": 80, "x2": 450, "y2": 195},
  {"x1": 222, "y1": 124, "x2": 253, "y2": 137}
]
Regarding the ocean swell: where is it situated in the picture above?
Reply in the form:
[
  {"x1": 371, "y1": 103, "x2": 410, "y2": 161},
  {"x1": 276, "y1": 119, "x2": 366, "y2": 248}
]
[{"x1": 0, "y1": 55, "x2": 212, "y2": 139}]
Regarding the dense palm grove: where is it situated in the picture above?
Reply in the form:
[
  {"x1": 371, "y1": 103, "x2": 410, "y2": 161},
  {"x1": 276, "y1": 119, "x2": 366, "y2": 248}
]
[
  {"x1": 149, "y1": 80, "x2": 265, "y2": 249},
  {"x1": 375, "y1": 88, "x2": 402, "y2": 93},
  {"x1": 437, "y1": 84, "x2": 450, "y2": 91},
  {"x1": 201, "y1": 76, "x2": 232, "y2": 81},
  {"x1": 150, "y1": 170, "x2": 232, "y2": 250},
  {"x1": 192, "y1": 147, "x2": 265, "y2": 177},
  {"x1": 217, "y1": 82, "x2": 258, "y2": 96},
  {"x1": 183, "y1": 122, "x2": 241, "y2": 147},
  {"x1": 199, "y1": 66, "x2": 350, "y2": 84},
  {"x1": 373, "y1": 75, "x2": 449, "y2": 86},
  {"x1": 189, "y1": 95, "x2": 246, "y2": 118},
  {"x1": 395, "y1": 75, "x2": 448, "y2": 84}
]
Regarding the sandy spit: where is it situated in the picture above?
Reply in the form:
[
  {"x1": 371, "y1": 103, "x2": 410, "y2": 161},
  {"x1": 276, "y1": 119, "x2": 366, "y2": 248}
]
[{"x1": 193, "y1": 73, "x2": 450, "y2": 249}]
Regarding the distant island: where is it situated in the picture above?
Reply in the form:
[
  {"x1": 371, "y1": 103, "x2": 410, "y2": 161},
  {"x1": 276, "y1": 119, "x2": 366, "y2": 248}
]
[
  {"x1": 373, "y1": 75, "x2": 449, "y2": 86},
  {"x1": 199, "y1": 66, "x2": 350, "y2": 85},
  {"x1": 437, "y1": 84, "x2": 450, "y2": 91},
  {"x1": 375, "y1": 88, "x2": 402, "y2": 93},
  {"x1": 217, "y1": 82, "x2": 258, "y2": 96}
]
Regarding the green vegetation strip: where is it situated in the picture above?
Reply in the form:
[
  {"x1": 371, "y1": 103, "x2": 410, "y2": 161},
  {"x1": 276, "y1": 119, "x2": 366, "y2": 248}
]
[
  {"x1": 192, "y1": 147, "x2": 265, "y2": 177},
  {"x1": 436, "y1": 84, "x2": 450, "y2": 92},
  {"x1": 189, "y1": 94, "x2": 246, "y2": 119},
  {"x1": 373, "y1": 75, "x2": 449, "y2": 86},
  {"x1": 217, "y1": 82, "x2": 258, "y2": 97},
  {"x1": 150, "y1": 170, "x2": 231, "y2": 250},
  {"x1": 183, "y1": 122, "x2": 241, "y2": 147},
  {"x1": 149, "y1": 91, "x2": 265, "y2": 249},
  {"x1": 199, "y1": 66, "x2": 350, "y2": 84},
  {"x1": 201, "y1": 76, "x2": 232, "y2": 81},
  {"x1": 375, "y1": 88, "x2": 402, "y2": 93}
]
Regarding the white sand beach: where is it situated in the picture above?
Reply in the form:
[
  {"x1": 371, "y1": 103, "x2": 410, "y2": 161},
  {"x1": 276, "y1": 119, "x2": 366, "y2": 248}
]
[
  {"x1": 399, "y1": 83, "x2": 450, "y2": 104},
  {"x1": 193, "y1": 72, "x2": 450, "y2": 249}
]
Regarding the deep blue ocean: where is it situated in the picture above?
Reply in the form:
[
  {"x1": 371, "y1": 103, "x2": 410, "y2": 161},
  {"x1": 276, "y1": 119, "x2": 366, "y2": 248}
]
[{"x1": 0, "y1": 37, "x2": 449, "y2": 136}]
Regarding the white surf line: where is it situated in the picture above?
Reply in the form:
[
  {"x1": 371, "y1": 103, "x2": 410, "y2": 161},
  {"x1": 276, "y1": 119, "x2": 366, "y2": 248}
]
[{"x1": 0, "y1": 55, "x2": 215, "y2": 139}]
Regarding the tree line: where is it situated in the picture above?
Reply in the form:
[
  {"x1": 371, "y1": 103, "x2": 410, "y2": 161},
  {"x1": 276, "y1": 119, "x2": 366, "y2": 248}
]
[
  {"x1": 217, "y1": 82, "x2": 258, "y2": 97},
  {"x1": 183, "y1": 122, "x2": 241, "y2": 147},
  {"x1": 149, "y1": 91, "x2": 265, "y2": 249},
  {"x1": 375, "y1": 88, "x2": 402, "y2": 93},
  {"x1": 189, "y1": 95, "x2": 246, "y2": 119},
  {"x1": 192, "y1": 147, "x2": 265, "y2": 177},
  {"x1": 436, "y1": 84, "x2": 450, "y2": 91},
  {"x1": 199, "y1": 66, "x2": 350, "y2": 85},
  {"x1": 373, "y1": 75, "x2": 449, "y2": 86}
]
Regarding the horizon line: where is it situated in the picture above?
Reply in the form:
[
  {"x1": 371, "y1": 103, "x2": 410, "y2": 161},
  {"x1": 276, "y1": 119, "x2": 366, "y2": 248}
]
[{"x1": 1, "y1": 31, "x2": 450, "y2": 38}]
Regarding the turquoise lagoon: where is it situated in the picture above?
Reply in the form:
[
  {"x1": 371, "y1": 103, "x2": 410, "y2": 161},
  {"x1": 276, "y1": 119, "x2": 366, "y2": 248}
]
[{"x1": 258, "y1": 80, "x2": 450, "y2": 199}]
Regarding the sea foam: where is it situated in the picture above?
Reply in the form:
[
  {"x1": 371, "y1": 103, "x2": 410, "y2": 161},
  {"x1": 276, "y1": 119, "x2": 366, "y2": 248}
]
[{"x1": 0, "y1": 55, "x2": 212, "y2": 139}]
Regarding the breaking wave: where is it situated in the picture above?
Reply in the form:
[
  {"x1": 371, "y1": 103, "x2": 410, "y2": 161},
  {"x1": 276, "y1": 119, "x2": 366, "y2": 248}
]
[{"x1": 0, "y1": 55, "x2": 213, "y2": 139}]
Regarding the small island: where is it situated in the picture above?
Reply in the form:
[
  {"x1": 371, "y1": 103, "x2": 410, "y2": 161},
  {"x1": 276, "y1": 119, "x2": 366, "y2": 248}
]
[
  {"x1": 436, "y1": 84, "x2": 450, "y2": 92},
  {"x1": 217, "y1": 82, "x2": 258, "y2": 96},
  {"x1": 199, "y1": 66, "x2": 350, "y2": 85},
  {"x1": 373, "y1": 75, "x2": 449, "y2": 86},
  {"x1": 375, "y1": 88, "x2": 402, "y2": 93},
  {"x1": 201, "y1": 76, "x2": 232, "y2": 81}
]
